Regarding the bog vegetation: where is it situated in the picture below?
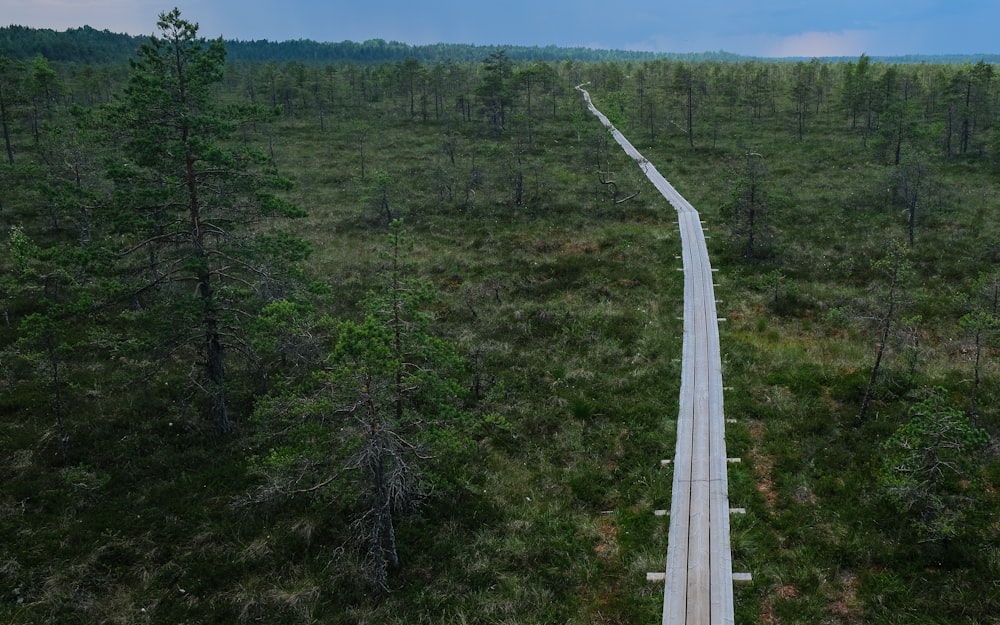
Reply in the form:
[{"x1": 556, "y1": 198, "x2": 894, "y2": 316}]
[{"x1": 1, "y1": 10, "x2": 999, "y2": 624}]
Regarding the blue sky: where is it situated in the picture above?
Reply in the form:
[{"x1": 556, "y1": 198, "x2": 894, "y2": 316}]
[{"x1": 3, "y1": 0, "x2": 999, "y2": 57}]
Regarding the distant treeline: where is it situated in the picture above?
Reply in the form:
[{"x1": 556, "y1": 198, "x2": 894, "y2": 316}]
[
  {"x1": 0, "y1": 24, "x2": 736, "y2": 64},
  {"x1": 0, "y1": 25, "x2": 706, "y2": 64},
  {"x1": 1, "y1": 24, "x2": 998, "y2": 66}
]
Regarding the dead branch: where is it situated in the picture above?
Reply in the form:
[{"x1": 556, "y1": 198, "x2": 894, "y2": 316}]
[
  {"x1": 599, "y1": 170, "x2": 639, "y2": 203},
  {"x1": 615, "y1": 190, "x2": 641, "y2": 204},
  {"x1": 293, "y1": 472, "x2": 341, "y2": 494},
  {"x1": 668, "y1": 119, "x2": 696, "y2": 147},
  {"x1": 598, "y1": 170, "x2": 619, "y2": 200}
]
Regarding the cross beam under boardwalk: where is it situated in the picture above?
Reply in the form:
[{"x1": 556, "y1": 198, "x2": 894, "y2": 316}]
[{"x1": 576, "y1": 84, "x2": 736, "y2": 625}]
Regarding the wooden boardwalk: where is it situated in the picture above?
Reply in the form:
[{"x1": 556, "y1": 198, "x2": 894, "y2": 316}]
[{"x1": 577, "y1": 85, "x2": 737, "y2": 625}]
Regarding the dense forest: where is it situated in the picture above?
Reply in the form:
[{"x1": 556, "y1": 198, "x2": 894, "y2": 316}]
[
  {"x1": 0, "y1": 24, "x2": 742, "y2": 65},
  {"x1": 2, "y1": 9, "x2": 999, "y2": 625},
  {"x1": 4, "y1": 23, "x2": 1000, "y2": 66}
]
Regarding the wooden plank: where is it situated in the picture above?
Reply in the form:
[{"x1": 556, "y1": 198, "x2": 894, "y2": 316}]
[
  {"x1": 687, "y1": 477, "x2": 711, "y2": 624},
  {"x1": 663, "y1": 215, "x2": 698, "y2": 625},
  {"x1": 686, "y1": 209, "x2": 713, "y2": 625},
  {"x1": 698, "y1": 217, "x2": 730, "y2": 625},
  {"x1": 704, "y1": 203, "x2": 736, "y2": 625},
  {"x1": 663, "y1": 463, "x2": 692, "y2": 622}
]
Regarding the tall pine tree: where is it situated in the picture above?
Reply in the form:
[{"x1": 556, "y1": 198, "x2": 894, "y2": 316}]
[{"x1": 102, "y1": 9, "x2": 306, "y2": 433}]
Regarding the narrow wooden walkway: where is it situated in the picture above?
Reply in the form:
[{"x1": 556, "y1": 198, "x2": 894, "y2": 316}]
[{"x1": 577, "y1": 85, "x2": 736, "y2": 625}]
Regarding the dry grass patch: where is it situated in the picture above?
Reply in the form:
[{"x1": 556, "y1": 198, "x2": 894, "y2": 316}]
[
  {"x1": 593, "y1": 513, "x2": 620, "y2": 560},
  {"x1": 829, "y1": 571, "x2": 863, "y2": 624},
  {"x1": 748, "y1": 419, "x2": 778, "y2": 511}
]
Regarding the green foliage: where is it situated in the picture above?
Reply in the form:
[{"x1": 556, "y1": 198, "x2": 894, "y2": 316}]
[
  {"x1": 719, "y1": 151, "x2": 775, "y2": 261},
  {"x1": 477, "y1": 49, "x2": 513, "y2": 133},
  {"x1": 877, "y1": 388, "x2": 990, "y2": 544},
  {"x1": 95, "y1": 9, "x2": 310, "y2": 432},
  {"x1": 602, "y1": 90, "x2": 630, "y2": 127},
  {"x1": 7, "y1": 224, "x2": 38, "y2": 274},
  {"x1": 247, "y1": 221, "x2": 474, "y2": 593},
  {"x1": 61, "y1": 463, "x2": 111, "y2": 491}
]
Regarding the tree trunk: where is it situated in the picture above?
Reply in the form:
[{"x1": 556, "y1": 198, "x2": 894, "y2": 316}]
[
  {"x1": 686, "y1": 81, "x2": 695, "y2": 150},
  {"x1": 188, "y1": 133, "x2": 231, "y2": 433},
  {"x1": 513, "y1": 170, "x2": 524, "y2": 206},
  {"x1": 894, "y1": 120, "x2": 903, "y2": 165},
  {"x1": 859, "y1": 269, "x2": 898, "y2": 423},
  {"x1": 945, "y1": 106, "x2": 954, "y2": 158},
  {"x1": 858, "y1": 307, "x2": 891, "y2": 423},
  {"x1": 31, "y1": 102, "x2": 40, "y2": 144},
  {"x1": 372, "y1": 448, "x2": 388, "y2": 581},
  {"x1": 47, "y1": 336, "x2": 70, "y2": 464},
  {"x1": 358, "y1": 133, "x2": 367, "y2": 180},
  {"x1": 646, "y1": 100, "x2": 656, "y2": 143},
  {"x1": 0, "y1": 89, "x2": 14, "y2": 165},
  {"x1": 380, "y1": 189, "x2": 391, "y2": 225},
  {"x1": 971, "y1": 328, "x2": 981, "y2": 427},
  {"x1": 363, "y1": 390, "x2": 399, "y2": 593},
  {"x1": 205, "y1": 306, "x2": 231, "y2": 434}
]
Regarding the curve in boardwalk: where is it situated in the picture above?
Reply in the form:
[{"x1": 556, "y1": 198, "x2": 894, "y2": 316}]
[{"x1": 576, "y1": 85, "x2": 735, "y2": 625}]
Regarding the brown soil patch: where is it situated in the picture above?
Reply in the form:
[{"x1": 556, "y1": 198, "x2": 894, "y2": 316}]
[
  {"x1": 748, "y1": 420, "x2": 777, "y2": 510},
  {"x1": 560, "y1": 240, "x2": 599, "y2": 255},
  {"x1": 829, "y1": 572, "x2": 862, "y2": 624},
  {"x1": 760, "y1": 584, "x2": 798, "y2": 625},
  {"x1": 760, "y1": 597, "x2": 777, "y2": 625},
  {"x1": 593, "y1": 515, "x2": 618, "y2": 559}
]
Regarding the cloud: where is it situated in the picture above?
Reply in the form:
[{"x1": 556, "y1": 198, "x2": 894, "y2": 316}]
[{"x1": 765, "y1": 30, "x2": 872, "y2": 58}]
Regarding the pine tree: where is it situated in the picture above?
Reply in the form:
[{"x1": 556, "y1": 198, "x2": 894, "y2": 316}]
[
  {"x1": 246, "y1": 221, "x2": 472, "y2": 592},
  {"x1": 721, "y1": 151, "x2": 773, "y2": 261},
  {"x1": 878, "y1": 388, "x2": 990, "y2": 544},
  {"x1": 102, "y1": 9, "x2": 307, "y2": 433}
]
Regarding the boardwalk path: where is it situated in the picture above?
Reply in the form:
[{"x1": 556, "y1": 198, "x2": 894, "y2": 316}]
[{"x1": 576, "y1": 85, "x2": 736, "y2": 625}]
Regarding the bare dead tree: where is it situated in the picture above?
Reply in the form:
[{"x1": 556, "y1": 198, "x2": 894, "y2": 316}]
[{"x1": 858, "y1": 240, "x2": 913, "y2": 423}]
